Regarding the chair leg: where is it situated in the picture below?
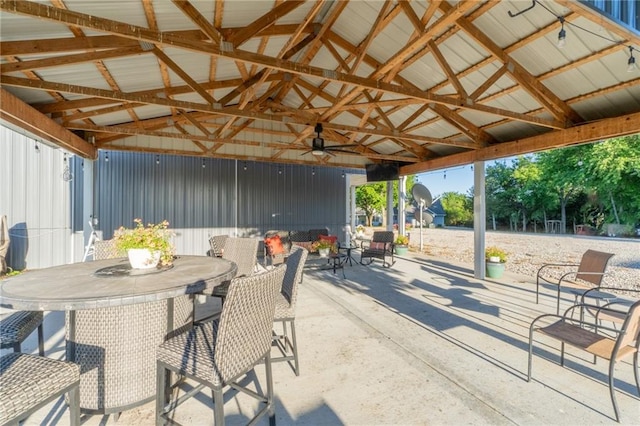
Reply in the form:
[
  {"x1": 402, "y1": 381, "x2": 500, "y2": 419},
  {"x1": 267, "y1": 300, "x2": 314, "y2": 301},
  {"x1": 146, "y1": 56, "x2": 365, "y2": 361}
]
[
  {"x1": 527, "y1": 327, "x2": 535, "y2": 382},
  {"x1": 156, "y1": 363, "x2": 168, "y2": 426},
  {"x1": 608, "y1": 359, "x2": 620, "y2": 422},
  {"x1": 265, "y1": 351, "x2": 275, "y2": 426},
  {"x1": 535, "y1": 277, "x2": 540, "y2": 304},
  {"x1": 634, "y1": 351, "x2": 640, "y2": 397},
  {"x1": 560, "y1": 342, "x2": 565, "y2": 366},
  {"x1": 213, "y1": 387, "x2": 224, "y2": 426},
  {"x1": 556, "y1": 285, "x2": 562, "y2": 315},
  {"x1": 68, "y1": 382, "x2": 80, "y2": 426},
  {"x1": 289, "y1": 320, "x2": 299, "y2": 376},
  {"x1": 37, "y1": 322, "x2": 45, "y2": 356}
]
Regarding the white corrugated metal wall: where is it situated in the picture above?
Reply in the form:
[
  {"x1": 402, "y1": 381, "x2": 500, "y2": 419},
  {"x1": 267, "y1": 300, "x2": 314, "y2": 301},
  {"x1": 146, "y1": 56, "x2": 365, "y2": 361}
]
[{"x1": 0, "y1": 127, "x2": 75, "y2": 270}]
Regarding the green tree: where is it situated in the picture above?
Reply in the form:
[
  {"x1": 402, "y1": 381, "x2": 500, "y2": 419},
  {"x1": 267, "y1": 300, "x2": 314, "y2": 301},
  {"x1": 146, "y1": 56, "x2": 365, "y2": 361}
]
[
  {"x1": 356, "y1": 182, "x2": 385, "y2": 226},
  {"x1": 440, "y1": 191, "x2": 473, "y2": 226},
  {"x1": 581, "y1": 136, "x2": 640, "y2": 226},
  {"x1": 485, "y1": 161, "x2": 518, "y2": 230}
]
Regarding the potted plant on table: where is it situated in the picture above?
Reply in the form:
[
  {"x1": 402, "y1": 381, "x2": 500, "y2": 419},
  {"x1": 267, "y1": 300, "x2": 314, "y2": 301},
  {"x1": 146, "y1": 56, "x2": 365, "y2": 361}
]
[
  {"x1": 394, "y1": 235, "x2": 409, "y2": 255},
  {"x1": 311, "y1": 239, "x2": 335, "y2": 258},
  {"x1": 485, "y1": 246, "x2": 507, "y2": 278},
  {"x1": 114, "y1": 218, "x2": 175, "y2": 269}
]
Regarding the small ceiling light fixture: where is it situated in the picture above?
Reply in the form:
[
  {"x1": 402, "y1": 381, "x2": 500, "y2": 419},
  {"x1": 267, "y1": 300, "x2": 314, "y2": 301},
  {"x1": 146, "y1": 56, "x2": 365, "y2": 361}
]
[
  {"x1": 628, "y1": 46, "x2": 637, "y2": 72},
  {"x1": 278, "y1": 167, "x2": 282, "y2": 175},
  {"x1": 341, "y1": 171, "x2": 345, "y2": 178},
  {"x1": 156, "y1": 155, "x2": 160, "y2": 165},
  {"x1": 443, "y1": 170, "x2": 447, "y2": 180},
  {"x1": 35, "y1": 141, "x2": 40, "y2": 153},
  {"x1": 557, "y1": 16, "x2": 566, "y2": 48},
  {"x1": 312, "y1": 167, "x2": 316, "y2": 176},
  {"x1": 105, "y1": 152, "x2": 109, "y2": 162},
  {"x1": 201, "y1": 158, "x2": 206, "y2": 168},
  {"x1": 243, "y1": 161, "x2": 247, "y2": 171}
]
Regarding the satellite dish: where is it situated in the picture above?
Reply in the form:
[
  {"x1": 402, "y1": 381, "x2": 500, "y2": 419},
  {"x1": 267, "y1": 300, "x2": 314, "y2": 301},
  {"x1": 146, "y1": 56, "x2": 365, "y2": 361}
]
[{"x1": 411, "y1": 184, "x2": 433, "y2": 207}]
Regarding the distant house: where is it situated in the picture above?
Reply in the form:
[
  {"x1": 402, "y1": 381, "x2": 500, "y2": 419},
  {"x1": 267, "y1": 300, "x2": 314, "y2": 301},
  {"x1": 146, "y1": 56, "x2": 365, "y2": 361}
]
[
  {"x1": 426, "y1": 199, "x2": 446, "y2": 227},
  {"x1": 400, "y1": 198, "x2": 446, "y2": 227}
]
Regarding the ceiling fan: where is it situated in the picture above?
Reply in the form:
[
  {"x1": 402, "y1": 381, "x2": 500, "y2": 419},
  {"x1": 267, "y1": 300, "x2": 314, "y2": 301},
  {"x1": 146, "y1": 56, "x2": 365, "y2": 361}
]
[{"x1": 302, "y1": 123, "x2": 358, "y2": 156}]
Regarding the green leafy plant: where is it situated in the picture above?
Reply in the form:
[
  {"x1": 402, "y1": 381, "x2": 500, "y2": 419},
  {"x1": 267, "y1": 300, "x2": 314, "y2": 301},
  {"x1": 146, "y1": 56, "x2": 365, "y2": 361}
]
[
  {"x1": 485, "y1": 246, "x2": 507, "y2": 263},
  {"x1": 395, "y1": 235, "x2": 409, "y2": 246},
  {"x1": 114, "y1": 218, "x2": 175, "y2": 265},
  {"x1": 311, "y1": 239, "x2": 337, "y2": 253}
]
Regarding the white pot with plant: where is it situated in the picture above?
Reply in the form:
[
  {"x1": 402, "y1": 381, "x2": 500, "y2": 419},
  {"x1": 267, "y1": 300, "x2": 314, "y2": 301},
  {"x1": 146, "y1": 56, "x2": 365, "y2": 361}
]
[
  {"x1": 114, "y1": 219, "x2": 175, "y2": 269},
  {"x1": 312, "y1": 239, "x2": 335, "y2": 258}
]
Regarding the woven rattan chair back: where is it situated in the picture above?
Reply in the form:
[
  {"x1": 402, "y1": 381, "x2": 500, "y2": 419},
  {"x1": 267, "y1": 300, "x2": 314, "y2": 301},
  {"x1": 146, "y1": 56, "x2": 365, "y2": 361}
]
[
  {"x1": 93, "y1": 239, "x2": 121, "y2": 260},
  {"x1": 222, "y1": 237, "x2": 259, "y2": 277},
  {"x1": 215, "y1": 264, "x2": 286, "y2": 383},
  {"x1": 271, "y1": 246, "x2": 307, "y2": 376},
  {"x1": 575, "y1": 249, "x2": 614, "y2": 286},
  {"x1": 308, "y1": 228, "x2": 329, "y2": 242},
  {"x1": 208, "y1": 235, "x2": 228, "y2": 257},
  {"x1": 0, "y1": 311, "x2": 45, "y2": 356},
  {"x1": 0, "y1": 352, "x2": 80, "y2": 425},
  {"x1": 278, "y1": 246, "x2": 308, "y2": 318}
]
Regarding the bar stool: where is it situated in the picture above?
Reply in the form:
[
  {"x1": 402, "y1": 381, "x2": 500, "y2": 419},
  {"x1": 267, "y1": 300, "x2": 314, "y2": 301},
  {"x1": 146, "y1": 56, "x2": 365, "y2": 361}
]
[{"x1": 0, "y1": 311, "x2": 45, "y2": 356}]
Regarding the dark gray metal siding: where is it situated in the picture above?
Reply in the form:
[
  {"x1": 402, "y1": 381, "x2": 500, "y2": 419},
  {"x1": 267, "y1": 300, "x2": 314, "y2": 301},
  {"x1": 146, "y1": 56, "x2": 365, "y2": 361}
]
[{"x1": 95, "y1": 151, "x2": 359, "y2": 256}]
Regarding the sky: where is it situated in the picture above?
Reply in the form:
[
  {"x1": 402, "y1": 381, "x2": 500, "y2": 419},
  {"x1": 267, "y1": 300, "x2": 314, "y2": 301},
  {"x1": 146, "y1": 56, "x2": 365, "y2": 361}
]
[{"x1": 415, "y1": 158, "x2": 515, "y2": 199}]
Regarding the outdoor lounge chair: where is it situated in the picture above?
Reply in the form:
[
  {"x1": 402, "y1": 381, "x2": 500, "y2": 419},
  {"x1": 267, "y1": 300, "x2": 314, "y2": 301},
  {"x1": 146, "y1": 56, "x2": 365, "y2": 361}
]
[
  {"x1": 528, "y1": 299, "x2": 640, "y2": 422},
  {"x1": 272, "y1": 246, "x2": 308, "y2": 376},
  {"x1": 535, "y1": 249, "x2": 614, "y2": 314},
  {"x1": 360, "y1": 231, "x2": 395, "y2": 268},
  {"x1": 156, "y1": 265, "x2": 285, "y2": 426}
]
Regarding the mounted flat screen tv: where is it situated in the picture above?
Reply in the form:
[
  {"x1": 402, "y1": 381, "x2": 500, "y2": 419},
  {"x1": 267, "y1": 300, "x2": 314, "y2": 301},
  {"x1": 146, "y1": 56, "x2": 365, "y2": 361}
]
[{"x1": 365, "y1": 163, "x2": 399, "y2": 182}]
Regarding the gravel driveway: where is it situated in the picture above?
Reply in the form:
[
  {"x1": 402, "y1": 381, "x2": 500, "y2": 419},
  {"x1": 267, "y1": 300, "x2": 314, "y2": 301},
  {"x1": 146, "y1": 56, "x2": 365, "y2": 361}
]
[{"x1": 407, "y1": 227, "x2": 640, "y2": 292}]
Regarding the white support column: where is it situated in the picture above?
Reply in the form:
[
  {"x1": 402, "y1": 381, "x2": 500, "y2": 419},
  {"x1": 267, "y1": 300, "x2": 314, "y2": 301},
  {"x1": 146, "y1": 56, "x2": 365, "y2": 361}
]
[
  {"x1": 473, "y1": 161, "x2": 486, "y2": 279},
  {"x1": 398, "y1": 176, "x2": 406, "y2": 236},
  {"x1": 386, "y1": 181, "x2": 394, "y2": 231},
  {"x1": 82, "y1": 159, "x2": 95, "y2": 260}
]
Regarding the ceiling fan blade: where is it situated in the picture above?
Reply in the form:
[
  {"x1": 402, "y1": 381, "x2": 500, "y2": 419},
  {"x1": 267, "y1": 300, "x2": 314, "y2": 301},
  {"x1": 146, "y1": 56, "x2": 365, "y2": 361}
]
[
  {"x1": 327, "y1": 143, "x2": 359, "y2": 149},
  {"x1": 300, "y1": 149, "x2": 313, "y2": 156},
  {"x1": 325, "y1": 148, "x2": 357, "y2": 154}
]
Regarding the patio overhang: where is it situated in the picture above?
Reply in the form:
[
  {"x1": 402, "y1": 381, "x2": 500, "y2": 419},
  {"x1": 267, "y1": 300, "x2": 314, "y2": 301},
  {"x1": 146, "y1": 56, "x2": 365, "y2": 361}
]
[{"x1": 0, "y1": 0, "x2": 638, "y2": 171}]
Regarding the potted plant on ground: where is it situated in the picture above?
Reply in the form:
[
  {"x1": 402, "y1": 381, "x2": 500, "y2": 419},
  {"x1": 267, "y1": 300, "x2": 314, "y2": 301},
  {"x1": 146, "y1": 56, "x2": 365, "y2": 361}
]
[
  {"x1": 311, "y1": 239, "x2": 335, "y2": 257},
  {"x1": 114, "y1": 218, "x2": 175, "y2": 269},
  {"x1": 485, "y1": 246, "x2": 507, "y2": 278},
  {"x1": 356, "y1": 224, "x2": 366, "y2": 238},
  {"x1": 394, "y1": 235, "x2": 409, "y2": 255}
]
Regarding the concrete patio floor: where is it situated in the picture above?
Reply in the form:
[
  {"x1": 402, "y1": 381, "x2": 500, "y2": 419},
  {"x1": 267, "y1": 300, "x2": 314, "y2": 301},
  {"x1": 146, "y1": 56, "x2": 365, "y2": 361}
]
[{"x1": 5, "y1": 252, "x2": 639, "y2": 425}]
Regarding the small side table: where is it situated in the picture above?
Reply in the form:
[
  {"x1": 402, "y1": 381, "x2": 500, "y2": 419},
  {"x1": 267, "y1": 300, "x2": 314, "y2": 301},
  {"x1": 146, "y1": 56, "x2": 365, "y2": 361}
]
[{"x1": 338, "y1": 242, "x2": 358, "y2": 266}]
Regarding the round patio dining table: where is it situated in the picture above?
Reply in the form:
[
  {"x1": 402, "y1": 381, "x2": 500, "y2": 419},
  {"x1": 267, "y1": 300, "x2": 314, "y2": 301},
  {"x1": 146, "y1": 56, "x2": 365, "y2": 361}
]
[{"x1": 0, "y1": 255, "x2": 237, "y2": 415}]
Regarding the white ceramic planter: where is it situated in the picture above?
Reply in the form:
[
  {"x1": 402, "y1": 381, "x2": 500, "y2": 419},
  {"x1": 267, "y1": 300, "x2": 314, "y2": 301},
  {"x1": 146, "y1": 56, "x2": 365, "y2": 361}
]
[
  {"x1": 318, "y1": 248, "x2": 330, "y2": 258},
  {"x1": 127, "y1": 248, "x2": 161, "y2": 269}
]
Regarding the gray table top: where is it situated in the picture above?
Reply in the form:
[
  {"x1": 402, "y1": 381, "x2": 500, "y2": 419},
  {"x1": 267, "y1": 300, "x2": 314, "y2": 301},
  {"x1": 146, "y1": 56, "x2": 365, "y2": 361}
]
[{"x1": 0, "y1": 256, "x2": 237, "y2": 311}]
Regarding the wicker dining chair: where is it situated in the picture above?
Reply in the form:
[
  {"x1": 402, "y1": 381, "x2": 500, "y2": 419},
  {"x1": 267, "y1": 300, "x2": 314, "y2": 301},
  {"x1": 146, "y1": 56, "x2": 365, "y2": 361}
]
[
  {"x1": 156, "y1": 265, "x2": 286, "y2": 426},
  {"x1": 0, "y1": 311, "x2": 45, "y2": 356},
  {"x1": 0, "y1": 352, "x2": 80, "y2": 425},
  {"x1": 208, "y1": 235, "x2": 228, "y2": 258},
  {"x1": 272, "y1": 246, "x2": 308, "y2": 376},
  {"x1": 208, "y1": 237, "x2": 259, "y2": 302}
]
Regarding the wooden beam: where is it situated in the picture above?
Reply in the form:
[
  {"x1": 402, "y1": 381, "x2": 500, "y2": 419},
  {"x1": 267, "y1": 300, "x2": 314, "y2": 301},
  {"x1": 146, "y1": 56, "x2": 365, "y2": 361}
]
[
  {"x1": 170, "y1": 0, "x2": 222, "y2": 43},
  {"x1": 226, "y1": 0, "x2": 305, "y2": 47},
  {"x1": 0, "y1": 0, "x2": 564, "y2": 129},
  {"x1": 401, "y1": 111, "x2": 640, "y2": 175},
  {"x1": 0, "y1": 88, "x2": 96, "y2": 158}
]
